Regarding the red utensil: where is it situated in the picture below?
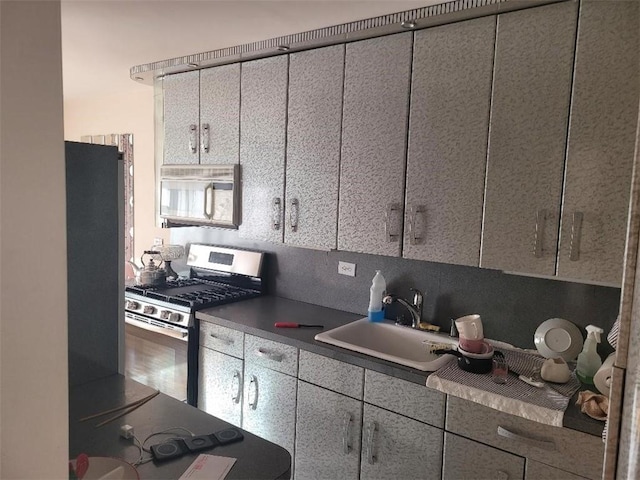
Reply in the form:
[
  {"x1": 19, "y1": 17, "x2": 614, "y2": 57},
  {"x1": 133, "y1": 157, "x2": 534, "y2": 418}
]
[
  {"x1": 75, "y1": 453, "x2": 89, "y2": 479},
  {"x1": 274, "y1": 322, "x2": 324, "y2": 328}
]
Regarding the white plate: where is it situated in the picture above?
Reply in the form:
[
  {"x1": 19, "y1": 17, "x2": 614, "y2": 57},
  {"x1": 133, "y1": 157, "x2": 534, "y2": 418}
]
[{"x1": 534, "y1": 318, "x2": 584, "y2": 362}]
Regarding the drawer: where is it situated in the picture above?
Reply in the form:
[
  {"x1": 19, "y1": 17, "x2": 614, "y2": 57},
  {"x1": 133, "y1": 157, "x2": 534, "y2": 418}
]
[
  {"x1": 526, "y1": 459, "x2": 589, "y2": 480},
  {"x1": 364, "y1": 370, "x2": 445, "y2": 428},
  {"x1": 446, "y1": 396, "x2": 604, "y2": 479},
  {"x1": 200, "y1": 321, "x2": 244, "y2": 358},
  {"x1": 244, "y1": 334, "x2": 298, "y2": 377},
  {"x1": 298, "y1": 350, "x2": 364, "y2": 399}
]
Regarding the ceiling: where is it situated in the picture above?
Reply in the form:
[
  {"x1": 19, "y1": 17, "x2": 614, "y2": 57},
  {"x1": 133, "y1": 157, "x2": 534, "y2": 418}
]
[{"x1": 61, "y1": 0, "x2": 434, "y2": 101}]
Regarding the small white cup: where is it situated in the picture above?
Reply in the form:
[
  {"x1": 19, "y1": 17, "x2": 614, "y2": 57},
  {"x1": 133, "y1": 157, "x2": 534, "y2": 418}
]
[{"x1": 455, "y1": 314, "x2": 484, "y2": 341}]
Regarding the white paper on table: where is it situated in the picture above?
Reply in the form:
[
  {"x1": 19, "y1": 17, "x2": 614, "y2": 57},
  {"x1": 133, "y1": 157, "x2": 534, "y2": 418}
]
[{"x1": 178, "y1": 454, "x2": 237, "y2": 480}]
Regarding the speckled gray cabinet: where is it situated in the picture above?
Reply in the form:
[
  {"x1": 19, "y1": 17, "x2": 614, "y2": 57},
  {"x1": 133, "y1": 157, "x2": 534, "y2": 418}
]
[
  {"x1": 285, "y1": 45, "x2": 344, "y2": 250},
  {"x1": 404, "y1": 16, "x2": 495, "y2": 266},
  {"x1": 295, "y1": 381, "x2": 362, "y2": 480},
  {"x1": 163, "y1": 70, "x2": 200, "y2": 165},
  {"x1": 443, "y1": 432, "x2": 525, "y2": 480},
  {"x1": 360, "y1": 403, "x2": 443, "y2": 480},
  {"x1": 338, "y1": 32, "x2": 412, "y2": 257},
  {"x1": 481, "y1": 2, "x2": 578, "y2": 275},
  {"x1": 242, "y1": 362, "x2": 297, "y2": 458},
  {"x1": 198, "y1": 347, "x2": 243, "y2": 427},
  {"x1": 239, "y1": 56, "x2": 288, "y2": 242},
  {"x1": 525, "y1": 460, "x2": 588, "y2": 480},
  {"x1": 556, "y1": 1, "x2": 639, "y2": 285},
  {"x1": 199, "y1": 64, "x2": 240, "y2": 164}
]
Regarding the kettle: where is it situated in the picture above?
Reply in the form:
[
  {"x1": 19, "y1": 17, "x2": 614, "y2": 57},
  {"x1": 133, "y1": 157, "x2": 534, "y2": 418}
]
[{"x1": 128, "y1": 250, "x2": 167, "y2": 286}]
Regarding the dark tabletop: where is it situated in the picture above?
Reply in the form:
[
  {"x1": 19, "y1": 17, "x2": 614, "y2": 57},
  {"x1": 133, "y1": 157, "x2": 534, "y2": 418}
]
[
  {"x1": 196, "y1": 295, "x2": 605, "y2": 437},
  {"x1": 69, "y1": 374, "x2": 291, "y2": 479}
]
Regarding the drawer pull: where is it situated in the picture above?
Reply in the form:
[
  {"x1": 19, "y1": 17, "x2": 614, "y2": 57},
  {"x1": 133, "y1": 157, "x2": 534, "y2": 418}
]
[
  {"x1": 385, "y1": 203, "x2": 402, "y2": 243},
  {"x1": 497, "y1": 426, "x2": 556, "y2": 451},
  {"x1": 256, "y1": 347, "x2": 284, "y2": 362},
  {"x1": 209, "y1": 333, "x2": 233, "y2": 345},
  {"x1": 248, "y1": 375, "x2": 259, "y2": 410},
  {"x1": 188, "y1": 124, "x2": 198, "y2": 154},
  {"x1": 342, "y1": 412, "x2": 353, "y2": 455},
  {"x1": 231, "y1": 370, "x2": 242, "y2": 404},
  {"x1": 366, "y1": 421, "x2": 378, "y2": 465}
]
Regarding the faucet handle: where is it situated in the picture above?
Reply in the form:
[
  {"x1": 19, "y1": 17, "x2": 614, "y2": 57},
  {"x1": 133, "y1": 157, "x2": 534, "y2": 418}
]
[{"x1": 409, "y1": 288, "x2": 423, "y2": 310}]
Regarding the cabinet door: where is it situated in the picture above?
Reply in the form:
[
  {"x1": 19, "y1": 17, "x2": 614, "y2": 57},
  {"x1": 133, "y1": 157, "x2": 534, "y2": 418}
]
[
  {"x1": 242, "y1": 363, "x2": 296, "y2": 457},
  {"x1": 338, "y1": 32, "x2": 412, "y2": 257},
  {"x1": 285, "y1": 45, "x2": 344, "y2": 250},
  {"x1": 239, "y1": 56, "x2": 288, "y2": 242},
  {"x1": 199, "y1": 63, "x2": 240, "y2": 165},
  {"x1": 197, "y1": 347, "x2": 243, "y2": 427},
  {"x1": 404, "y1": 16, "x2": 495, "y2": 266},
  {"x1": 525, "y1": 459, "x2": 588, "y2": 480},
  {"x1": 295, "y1": 381, "x2": 362, "y2": 480},
  {"x1": 481, "y1": 2, "x2": 578, "y2": 275},
  {"x1": 163, "y1": 70, "x2": 200, "y2": 165},
  {"x1": 557, "y1": 1, "x2": 639, "y2": 285},
  {"x1": 360, "y1": 404, "x2": 442, "y2": 480},
  {"x1": 443, "y1": 432, "x2": 525, "y2": 480}
]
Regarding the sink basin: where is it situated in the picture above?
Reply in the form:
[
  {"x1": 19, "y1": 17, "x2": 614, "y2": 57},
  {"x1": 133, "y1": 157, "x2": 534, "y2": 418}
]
[{"x1": 315, "y1": 318, "x2": 457, "y2": 371}]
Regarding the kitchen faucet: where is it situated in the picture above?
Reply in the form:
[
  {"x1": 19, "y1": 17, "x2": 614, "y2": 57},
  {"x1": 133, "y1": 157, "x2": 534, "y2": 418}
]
[{"x1": 382, "y1": 289, "x2": 423, "y2": 329}]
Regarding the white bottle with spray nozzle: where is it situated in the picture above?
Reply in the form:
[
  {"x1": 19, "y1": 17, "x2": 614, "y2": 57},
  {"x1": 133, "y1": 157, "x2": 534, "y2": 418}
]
[
  {"x1": 368, "y1": 270, "x2": 386, "y2": 322},
  {"x1": 576, "y1": 325, "x2": 604, "y2": 385}
]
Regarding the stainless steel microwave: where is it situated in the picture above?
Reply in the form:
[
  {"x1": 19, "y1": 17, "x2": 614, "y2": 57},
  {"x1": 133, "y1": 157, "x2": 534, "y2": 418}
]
[{"x1": 159, "y1": 164, "x2": 240, "y2": 228}]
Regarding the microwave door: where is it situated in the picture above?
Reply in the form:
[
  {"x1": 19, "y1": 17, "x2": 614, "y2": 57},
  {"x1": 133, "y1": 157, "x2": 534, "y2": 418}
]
[
  {"x1": 160, "y1": 179, "x2": 211, "y2": 221},
  {"x1": 211, "y1": 182, "x2": 235, "y2": 225}
]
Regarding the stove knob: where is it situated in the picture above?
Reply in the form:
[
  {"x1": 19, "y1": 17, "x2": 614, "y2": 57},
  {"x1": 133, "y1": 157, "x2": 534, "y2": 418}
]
[
  {"x1": 125, "y1": 301, "x2": 140, "y2": 310},
  {"x1": 169, "y1": 313, "x2": 183, "y2": 323},
  {"x1": 160, "y1": 310, "x2": 171, "y2": 320},
  {"x1": 143, "y1": 305, "x2": 156, "y2": 315}
]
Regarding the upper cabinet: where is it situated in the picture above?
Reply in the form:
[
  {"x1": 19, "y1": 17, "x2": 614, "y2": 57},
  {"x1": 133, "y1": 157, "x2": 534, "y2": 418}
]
[
  {"x1": 163, "y1": 64, "x2": 240, "y2": 165},
  {"x1": 404, "y1": 17, "x2": 495, "y2": 266},
  {"x1": 238, "y1": 56, "x2": 289, "y2": 243},
  {"x1": 338, "y1": 33, "x2": 413, "y2": 257},
  {"x1": 480, "y1": 1, "x2": 578, "y2": 276},
  {"x1": 556, "y1": 1, "x2": 639, "y2": 285},
  {"x1": 285, "y1": 45, "x2": 345, "y2": 250}
]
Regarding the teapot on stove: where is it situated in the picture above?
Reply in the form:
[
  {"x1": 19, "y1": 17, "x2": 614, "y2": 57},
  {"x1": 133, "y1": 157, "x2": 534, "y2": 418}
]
[{"x1": 128, "y1": 250, "x2": 167, "y2": 286}]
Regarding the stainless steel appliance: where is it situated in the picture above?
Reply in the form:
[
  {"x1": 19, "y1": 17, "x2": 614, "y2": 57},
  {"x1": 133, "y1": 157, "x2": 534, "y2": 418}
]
[
  {"x1": 159, "y1": 164, "x2": 240, "y2": 228},
  {"x1": 124, "y1": 244, "x2": 264, "y2": 405}
]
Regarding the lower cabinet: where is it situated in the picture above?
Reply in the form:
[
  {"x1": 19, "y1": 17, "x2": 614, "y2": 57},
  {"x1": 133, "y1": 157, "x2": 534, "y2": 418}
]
[
  {"x1": 361, "y1": 404, "x2": 443, "y2": 480},
  {"x1": 198, "y1": 347, "x2": 243, "y2": 427},
  {"x1": 525, "y1": 459, "x2": 589, "y2": 480},
  {"x1": 443, "y1": 432, "x2": 524, "y2": 480}
]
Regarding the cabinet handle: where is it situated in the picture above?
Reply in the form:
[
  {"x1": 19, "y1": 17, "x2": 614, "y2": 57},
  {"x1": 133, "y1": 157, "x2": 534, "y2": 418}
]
[
  {"x1": 188, "y1": 124, "x2": 198, "y2": 154},
  {"x1": 231, "y1": 370, "x2": 242, "y2": 404},
  {"x1": 272, "y1": 198, "x2": 282, "y2": 230},
  {"x1": 248, "y1": 375, "x2": 258, "y2": 410},
  {"x1": 342, "y1": 412, "x2": 353, "y2": 455},
  {"x1": 533, "y1": 209, "x2": 547, "y2": 258},
  {"x1": 497, "y1": 426, "x2": 556, "y2": 451},
  {"x1": 256, "y1": 347, "x2": 284, "y2": 362},
  {"x1": 203, "y1": 184, "x2": 213, "y2": 219},
  {"x1": 385, "y1": 203, "x2": 402, "y2": 243},
  {"x1": 289, "y1": 199, "x2": 299, "y2": 232},
  {"x1": 365, "y1": 421, "x2": 378, "y2": 464},
  {"x1": 208, "y1": 333, "x2": 233, "y2": 345},
  {"x1": 569, "y1": 211, "x2": 584, "y2": 261},
  {"x1": 201, "y1": 123, "x2": 210, "y2": 153},
  {"x1": 408, "y1": 205, "x2": 425, "y2": 245}
]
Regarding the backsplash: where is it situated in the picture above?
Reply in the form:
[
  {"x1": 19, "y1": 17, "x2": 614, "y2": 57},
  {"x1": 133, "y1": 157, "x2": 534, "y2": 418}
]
[{"x1": 169, "y1": 227, "x2": 620, "y2": 354}]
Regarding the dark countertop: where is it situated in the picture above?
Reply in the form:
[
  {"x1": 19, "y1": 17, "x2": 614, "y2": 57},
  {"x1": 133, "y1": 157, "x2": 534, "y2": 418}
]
[
  {"x1": 196, "y1": 295, "x2": 605, "y2": 438},
  {"x1": 69, "y1": 374, "x2": 291, "y2": 479}
]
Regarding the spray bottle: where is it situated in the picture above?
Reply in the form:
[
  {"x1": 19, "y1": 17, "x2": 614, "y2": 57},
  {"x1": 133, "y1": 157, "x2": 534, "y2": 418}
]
[
  {"x1": 576, "y1": 325, "x2": 604, "y2": 384},
  {"x1": 368, "y1": 270, "x2": 386, "y2": 322}
]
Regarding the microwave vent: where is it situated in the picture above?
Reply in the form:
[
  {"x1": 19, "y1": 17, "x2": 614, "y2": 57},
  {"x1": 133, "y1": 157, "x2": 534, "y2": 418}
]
[{"x1": 161, "y1": 164, "x2": 238, "y2": 180}]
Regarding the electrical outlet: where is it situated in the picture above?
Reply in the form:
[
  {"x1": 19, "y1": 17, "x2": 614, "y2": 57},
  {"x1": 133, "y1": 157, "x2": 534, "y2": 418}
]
[
  {"x1": 153, "y1": 237, "x2": 164, "y2": 246},
  {"x1": 338, "y1": 261, "x2": 356, "y2": 277}
]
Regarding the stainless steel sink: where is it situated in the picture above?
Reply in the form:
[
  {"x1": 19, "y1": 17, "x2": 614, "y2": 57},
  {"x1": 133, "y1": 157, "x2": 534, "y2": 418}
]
[{"x1": 315, "y1": 318, "x2": 457, "y2": 371}]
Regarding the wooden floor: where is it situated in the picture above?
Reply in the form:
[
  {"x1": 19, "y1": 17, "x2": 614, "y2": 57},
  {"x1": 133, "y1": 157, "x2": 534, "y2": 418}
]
[{"x1": 124, "y1": 324, "x2": 188, "y2": 402}]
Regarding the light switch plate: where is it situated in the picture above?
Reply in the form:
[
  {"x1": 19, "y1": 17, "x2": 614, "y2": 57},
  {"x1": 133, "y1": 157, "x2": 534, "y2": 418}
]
[{"x1": 338, "y1": 261, "x2": 356, "y2": 277}]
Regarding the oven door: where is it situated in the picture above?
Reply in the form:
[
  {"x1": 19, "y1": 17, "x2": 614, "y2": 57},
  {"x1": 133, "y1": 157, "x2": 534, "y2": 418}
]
[{"x1": 125, "y1": 312, "x2": 189, "y2": 402}]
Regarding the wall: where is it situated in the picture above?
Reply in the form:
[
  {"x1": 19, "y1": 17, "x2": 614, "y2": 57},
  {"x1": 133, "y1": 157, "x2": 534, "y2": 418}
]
[
  {"x1": 170, "y1": 227, "x2": 621, "y2": 352},
  {"x1": 64, "y1": 89, "x2": 169, "y2": 261},
  {"x1": 0, "y1": 1, "x2": 68, "y2": 478}
]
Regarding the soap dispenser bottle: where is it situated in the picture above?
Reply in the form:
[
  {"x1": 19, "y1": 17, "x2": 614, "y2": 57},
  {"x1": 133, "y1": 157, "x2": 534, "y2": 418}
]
[
  {"x1": 576, "y1": 325, "x2": 604, "y2": 384},
  {"x1": 368, "y1": 270, "x2": 386, "y2": 322}
]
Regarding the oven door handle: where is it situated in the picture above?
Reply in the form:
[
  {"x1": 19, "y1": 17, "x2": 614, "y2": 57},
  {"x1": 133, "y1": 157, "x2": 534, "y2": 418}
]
[{"x1": 125, "y1": 316, "x2": 188, "y2": 341}]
